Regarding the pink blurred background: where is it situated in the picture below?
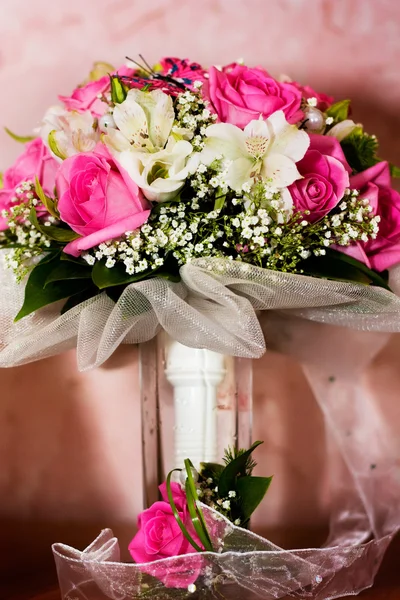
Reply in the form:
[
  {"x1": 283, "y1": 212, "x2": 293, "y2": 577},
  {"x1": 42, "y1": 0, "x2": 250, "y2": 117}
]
[{"x1": 1, "y1": 0, "x2": 400, "y2": 572}]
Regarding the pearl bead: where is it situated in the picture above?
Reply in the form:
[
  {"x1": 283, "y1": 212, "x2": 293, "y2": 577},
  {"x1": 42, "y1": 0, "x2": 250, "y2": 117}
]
[
  {"x1": 179, "y1": 466, "x2": 199, "y2": 486},
  {"x1": 303, "y1": 107, "x2": 326, "y2": 133},
  {"x1": 98, "y1": 113, "x2": 116, "y2": 132}
]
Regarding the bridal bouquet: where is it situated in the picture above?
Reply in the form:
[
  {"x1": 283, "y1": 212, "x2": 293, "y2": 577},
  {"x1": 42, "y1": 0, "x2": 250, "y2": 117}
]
[
  {"x1": 4, "y1": 57, "x2": 400, "y2": 600},
  {"x1": 1, "y1": 56, "x2": 399, "y2": 324}
]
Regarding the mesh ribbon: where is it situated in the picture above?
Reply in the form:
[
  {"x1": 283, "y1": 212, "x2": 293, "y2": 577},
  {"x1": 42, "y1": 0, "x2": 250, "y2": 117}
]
[
  {"x1": 1, "y1": 253, "x2": 400, "y2": 597},
  {"x1": 2, "y1": 254, "x2": 400, "y2": 370}
]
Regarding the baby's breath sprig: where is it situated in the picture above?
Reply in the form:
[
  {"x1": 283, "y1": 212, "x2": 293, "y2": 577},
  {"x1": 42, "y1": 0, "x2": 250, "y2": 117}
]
[
  {"x1": 174, "y1": 85, "x2": 216, "y2": 151},
  {"x1": 1, "y1": 181, "x2": 57, "y2": 282},
  {"x1": 82, "y1": 182, "x2": 379, "y2": 280}
]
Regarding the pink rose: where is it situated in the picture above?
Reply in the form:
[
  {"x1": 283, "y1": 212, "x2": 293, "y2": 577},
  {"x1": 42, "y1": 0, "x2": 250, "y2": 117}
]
[
  {"x1": 159, "y1": 481, "x2": 187, "y2": 511},
  {"x1": 337, "y1": 162, "x2": 400, "y2": 272},
  {"x1": 56, "y1": 146, "x2": 150, "y2": 256},
  {"x1": 128, "y1": 482, "x2": 202, "y2": 588},
  {"x1": 288, "y1": 134, "x2": 350, "y2": 222},
  {"x1": 285, "y1": 80, "x2": 334, "y2": 112},
  {"x1": 59, "y1": 65, "x2": 134, "y2": 117},
  {"x1": 0, "y1": 138, "x2": 59, "y2": 230},
  {"x1": 207, "y1": 64, "x2": 303, "y2": 128}
]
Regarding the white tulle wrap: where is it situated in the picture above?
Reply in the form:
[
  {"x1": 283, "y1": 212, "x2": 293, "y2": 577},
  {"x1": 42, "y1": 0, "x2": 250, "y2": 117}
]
[{"x1": 1, "y1": 251, "x2": 400, "y2": 598}]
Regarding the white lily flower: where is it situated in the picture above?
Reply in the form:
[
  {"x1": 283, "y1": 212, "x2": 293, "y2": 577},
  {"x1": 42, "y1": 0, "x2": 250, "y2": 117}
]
[
  {"x1": 38, "y1": 106, "x2": 99, "y2": 160},
  {"x1": 118, "y1": 138, "x2": 196, "y2": 203},
  {"x1": 326, "y1": 119, "x2": 359, "y2": 141},
  {"x1": 104, "y1": 88, "x2": 175, "y2": 154},
  {"x1": 201, "y1": 110, "x2": 310, "y2": 192}
]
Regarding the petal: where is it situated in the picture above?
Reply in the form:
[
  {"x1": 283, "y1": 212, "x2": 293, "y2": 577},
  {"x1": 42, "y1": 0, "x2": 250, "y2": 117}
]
[
  {"x1": 243, "y1": 118, "x2": 270, "y2": 139},
  {"x1": 63, "y1": 210, "x2": 150, "y2": 256},
  {"x1": 226, "y1": 157, "x2": 255, "y2": 191},
  {"x1": 326, "y1": 119, "x2": 358, "y2": 142},
  {"x1": 267, "y1": 111, "x2": 310, "y2": 162},
  {"x1": 262, "y1": 154, "x2": 302, "y2": 188},
  {"x1": 202, "y1": 122, "x2": 247, "y2": 162},
  {"x1": 113, "y1": 95, "x2": 152, "y2": 151},
  {"x1": 103, "y1": 128, "x2": 132, "y2": 153}
]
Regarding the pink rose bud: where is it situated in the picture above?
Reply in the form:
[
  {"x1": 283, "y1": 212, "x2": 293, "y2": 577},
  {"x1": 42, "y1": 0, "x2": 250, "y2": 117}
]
[
  {"x1": 288, "y1": 134, "x2": 351, "y2": 223},
  {"x1": 0, "y1": 138, "x2": 59, "y2": 230}
]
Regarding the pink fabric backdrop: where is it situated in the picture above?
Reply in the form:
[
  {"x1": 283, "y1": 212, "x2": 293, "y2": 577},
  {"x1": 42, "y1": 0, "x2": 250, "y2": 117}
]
[{"x1": 1, "y1": 0, "x2": 400, "y2": 539}]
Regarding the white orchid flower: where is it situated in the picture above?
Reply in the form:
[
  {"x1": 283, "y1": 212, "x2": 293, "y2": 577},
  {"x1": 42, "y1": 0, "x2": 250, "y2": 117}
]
[
  {"x1": 118, "y1": 138, "x2": 196, "y2": 203},
  {"x1": 201, "y1": 110, "x2": 310, "y2": 192},
  {"x1": 38, "y1": 106, "x2": 99, "y2": 160},
  {"x1": 104, "y1": 88, "x2": 175, "y2": 154},
  {"x1": 326, "y1": 119, "x2": 359, "y2": 142}
]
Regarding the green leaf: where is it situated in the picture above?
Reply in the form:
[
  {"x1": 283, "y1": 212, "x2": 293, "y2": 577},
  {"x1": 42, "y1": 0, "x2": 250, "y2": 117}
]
[
  {"x1": 15, "y1": 254, "x2": 92, "y2": 321},
  {"x1": 48, "y1": 130, "x2": 67, "y2": 160},
  {"x1": 300, "y1": 248, "x2": 391, "y2": 291},
  {"x1": 325, "y1": 99, "x2": 351, "y2": 122},
  {"x1": 236, "y1": 476, "x2": 273, "y2": 523},
  {"x1": 4, "y1": 127, "x2": 36, "y2": 144},
  {"x1": 184, "y1": 459, "x2": 214, "y2": 552},
  {"x1": 0, "y1": 172, "x2": 3, "y2": 189},
  {"x1": 200, "y1": 461, "x2": 224, "y2": 483},
  {"x1": 34, "y1": 177, "x2": 60, "y2": 218},
  {"x1": 218, "y1": 441, "x2": 263, "y2": 498},
  {"x1": 29, "y1": 208, "x2": 80, "y2": 243},
  {"x1": 92, "y1": 259, "x2": 151, "y2": 289},
  {"x1": 390, "y1": 164, "x2": 400, "y2": 178},
  {"x1": 110, "y1": 75, "x2": 128, "y2": 104},
  {"x1": 61, "y1": 286, "x2": 99, "y2": 314},
  {"x1": 165, "y1": 469, "x2": 204, "y2": 553},
  {"x1": 45, "y1": 260, "x2": 92, "y2": 286},
  {"x1": 214, "y1": 194, "x2": 226, "y2": 211},
  {"x1": 341, "y1": 126, "x2": 379, "y2": 173}
]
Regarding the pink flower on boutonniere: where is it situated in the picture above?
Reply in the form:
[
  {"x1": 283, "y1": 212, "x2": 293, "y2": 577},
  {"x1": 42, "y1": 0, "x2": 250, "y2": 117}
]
[{"x1": 128, "y1": 482, "x2": 202, "y2": 588}]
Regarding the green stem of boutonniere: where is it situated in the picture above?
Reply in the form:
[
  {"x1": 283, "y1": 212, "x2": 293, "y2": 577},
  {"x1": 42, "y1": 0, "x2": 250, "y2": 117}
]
[
  {"x1": 166, "y1": 461, "x2": 214, "y2": 553},
  {"x1": 183, "y1": 459, "x2": 214, "y2": 552}
]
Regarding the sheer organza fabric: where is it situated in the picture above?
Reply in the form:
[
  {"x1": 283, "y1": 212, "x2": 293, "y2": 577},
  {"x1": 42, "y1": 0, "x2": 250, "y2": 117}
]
[{"x1": 1, "y1": 251, "x2": 400, "y2": 598}]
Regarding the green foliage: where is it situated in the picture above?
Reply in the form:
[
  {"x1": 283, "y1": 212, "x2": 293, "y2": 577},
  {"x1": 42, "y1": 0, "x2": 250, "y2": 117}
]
[
  {"x1": 341, "y1": 126, "x2": 380, "y2": 173},
  {"x1": 15, "y1": 253, "x2": 93, "y2": 321},
  {"x1": 213, "y1": 194, "x2": 226, "y2": 211},
  {"x1": 236, "y1": 476, "x2": 273, "y2": 523},
  {"x1": 218, "y1": 441, "x2": 263, "y2": 498},
  {"x1": 0, "y1": 172, "x2": 3, "y2": 189},
  {"x1": 48, "y1": 130, "x2": 67, "y2": 160},
  {"x1": 92, "y1": 259, "x2": 153, "y2": 289},
  {"x1": 34, "y1": 177, "x2": 60, "y2": 219},
  {"x1": 301, "y1": 248, "x2": 391, "y2": 290},
  {"x1": 4, "y1": 127, "x2": 36, "y2": 143},
  {"x1": 223, "y1": 445, "x2": 256, "y2": 475},
  {"x1": 29, "y1": 208, "x2": 80, "y2": 243},
  {"x1": 325, "y1": 99, "x2": 351, "y2": 122},
  {"x1": 195, "y1": 441, "x2": 272, "y2": 527},
  {"x1": 91, "y1": 258, "x2": 180, "y2": 290},
  {"x1": 110, "y1": 75, "x2": 129, "y2": 104},
  {"x1": 390, "y1": 164, "x2": 400, "y2": 178}
]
